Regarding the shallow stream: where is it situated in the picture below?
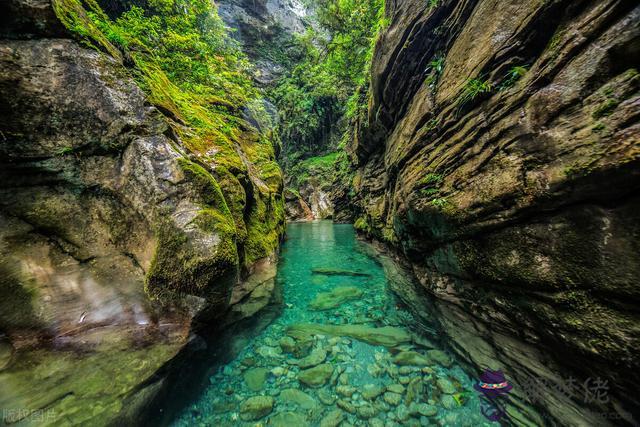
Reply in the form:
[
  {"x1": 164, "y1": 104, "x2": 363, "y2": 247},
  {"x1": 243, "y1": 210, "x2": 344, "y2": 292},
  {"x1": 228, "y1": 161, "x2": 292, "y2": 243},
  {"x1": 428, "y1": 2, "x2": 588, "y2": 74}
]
[{"x1": 173, "y1": 221, "x2": 496, "y2": 426}]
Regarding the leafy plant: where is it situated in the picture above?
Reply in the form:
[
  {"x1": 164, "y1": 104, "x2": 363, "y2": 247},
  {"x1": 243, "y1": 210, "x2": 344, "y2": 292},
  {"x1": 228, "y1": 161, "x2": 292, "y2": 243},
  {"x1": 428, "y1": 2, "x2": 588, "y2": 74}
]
[
  {"x1": 456, "y1": 78, "x2": 492, "y2": 113},
  {"x1": 499, "y1": 65, "x2": 527, "y2": 90}
]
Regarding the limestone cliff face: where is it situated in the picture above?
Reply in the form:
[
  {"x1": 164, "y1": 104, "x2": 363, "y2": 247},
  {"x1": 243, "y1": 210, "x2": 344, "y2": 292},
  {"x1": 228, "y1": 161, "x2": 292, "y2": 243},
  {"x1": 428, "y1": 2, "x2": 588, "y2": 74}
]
[
  {"x1": 217, "y1": 0, "x2": 312, "y2": 85},
  {"x1": 0, "y1": 0, "x2": 283, "y2": 424},
  {"x1": 352, "y1": 0, "x2": 640, "y2": 424}
]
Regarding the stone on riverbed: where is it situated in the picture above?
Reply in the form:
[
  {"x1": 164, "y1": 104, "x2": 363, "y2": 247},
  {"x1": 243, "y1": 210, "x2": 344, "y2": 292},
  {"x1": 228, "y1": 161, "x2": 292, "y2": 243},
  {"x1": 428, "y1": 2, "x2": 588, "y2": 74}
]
[
  {"x1": 309, "y1": 287, "x2": 364, "y2": 310},
  {"x1": 362, "y1": 384, "x2": 385, "y2": 400},
  {"x1": 292, "y1": 347, "x2": 327, "y2": 368},
  {"x1": 298, "y1": 363, "x2": 334, "y2": 387},
  {"x1": 426, "y1": 350, "x2": 452, "y2": 367},
  {"x1": 383, "y1": 391, "x2": 403, "y2": 406},
  {"x1": 239, "y1": 396, "x2": 274, "y2": 420},
  {"x1": 436, "y1": 378, "x2": 456, "y2": 394},
  {"x1": 287, "y1": 324, "x2": 411, "y2": 347},
  {"x1": 320, "y1": 409, "x2": 345, "y2": 427},
  {"x1": 280, "y1": 388, "x2": 317, "y2": 410},
  {"x1": 244, "y1": 367, "x2": 269, "y2": 391},
  {"x1": 311, "y1": 268, "x2": 371, "y2": 277},
  {"x1": 318, "y1": 388, "x2": 337, "y2": 405},
  {"x1": 392, "y1": 351, "x2": 431, "y2": 366},
  {"x1": 279, "y1": 336, "x2": 296, "y2": 353},
  {"x1": 357, "y1": 403, "x2": 377, "y2": 419},
  {"x1": 269, "y1": 411, "x2": 309, "y2": 427}
]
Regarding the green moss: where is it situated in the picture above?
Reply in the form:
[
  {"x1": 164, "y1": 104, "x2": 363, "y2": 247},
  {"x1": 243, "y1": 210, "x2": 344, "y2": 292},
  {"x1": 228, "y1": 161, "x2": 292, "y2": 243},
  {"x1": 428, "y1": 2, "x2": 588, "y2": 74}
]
[
  {"x1": 244, "y1": 194, "x2": 285, "y2": 267},
  {"x1": 592, "y1": 98, "x2": 620, "y2": 119},
  {"x1": 178, "y1": 158, "x2": 230, "y2": 215},
  {"x1": 52, "y1": 0, "x2": 122, "y2": 60},
  {"x1": 145, "y1": 218, "x2": 237, "y2": 301}
]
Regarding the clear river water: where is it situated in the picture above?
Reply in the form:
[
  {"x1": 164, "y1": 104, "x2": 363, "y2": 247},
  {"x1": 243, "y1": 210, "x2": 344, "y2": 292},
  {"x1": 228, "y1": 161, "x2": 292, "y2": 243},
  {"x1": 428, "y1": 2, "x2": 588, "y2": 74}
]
[{"x1": 172, "y1": 221, "x2": 496, "y2": 426}]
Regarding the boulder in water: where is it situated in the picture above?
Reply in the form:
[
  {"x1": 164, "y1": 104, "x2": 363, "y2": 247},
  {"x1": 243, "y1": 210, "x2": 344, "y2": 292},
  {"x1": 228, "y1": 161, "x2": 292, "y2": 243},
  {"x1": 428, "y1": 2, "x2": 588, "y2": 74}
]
[
  {"x1": 319, "y1": 409, "x2": 344, "y2": 427},
  {"x1": 287, "y1": 324, "x2": 411, "y2": 347},
  {"x1": 279, "y1": 388, "x2": 317, "y2": 410},
  {"x1": 268, "y1": 411, "x2": 309, "y2": 427},
  {"x1": 298, "y1": 363, "x2": 333, "y2": 387},
  {"x1": 392, "y1": 351, "x2": 431, "y2": 366},
  {"x1": 311, "y1": 268, "x2": 371, "y2": 277},
  {"x1": 239, "y1": 395, "x2": 274, "y2": 420},
  {"x1": 309, "y1": 287, "x2": 364, "y2": 310},
  {"x1": 243, "y1": 367, "x2": 269, "y2": 391}
]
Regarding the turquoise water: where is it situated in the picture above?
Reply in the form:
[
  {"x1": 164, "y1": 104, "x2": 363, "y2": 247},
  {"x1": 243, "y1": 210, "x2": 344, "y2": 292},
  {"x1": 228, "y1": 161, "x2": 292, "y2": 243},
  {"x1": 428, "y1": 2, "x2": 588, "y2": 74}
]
[{"x1": 173, "y1": 222, "x2": 495, "y2": 426}]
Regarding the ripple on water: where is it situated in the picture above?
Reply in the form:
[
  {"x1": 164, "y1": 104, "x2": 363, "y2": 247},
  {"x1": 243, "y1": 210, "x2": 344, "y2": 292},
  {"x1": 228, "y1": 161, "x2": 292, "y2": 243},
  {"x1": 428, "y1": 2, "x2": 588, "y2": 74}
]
[{"x1": 173, "y1": 222, "x2": 497, "y2": 426}]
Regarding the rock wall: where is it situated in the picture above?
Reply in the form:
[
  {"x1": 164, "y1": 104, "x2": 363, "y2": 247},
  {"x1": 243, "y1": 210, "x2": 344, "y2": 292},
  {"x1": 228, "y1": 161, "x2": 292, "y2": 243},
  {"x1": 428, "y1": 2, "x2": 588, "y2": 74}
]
[
  {"x1": 351, "y1": 0, "x2": 640, "y2": 425},
  {"x1": 0, "y1": 0, "x2": 283, "y2": 424}
]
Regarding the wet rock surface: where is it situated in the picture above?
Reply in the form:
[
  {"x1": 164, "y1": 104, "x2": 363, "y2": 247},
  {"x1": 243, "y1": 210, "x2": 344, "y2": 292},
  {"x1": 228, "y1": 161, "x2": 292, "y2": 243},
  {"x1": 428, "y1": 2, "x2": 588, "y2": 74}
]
[{"x1": 350, "y1": 0, "x2": 640, "y2": 424}]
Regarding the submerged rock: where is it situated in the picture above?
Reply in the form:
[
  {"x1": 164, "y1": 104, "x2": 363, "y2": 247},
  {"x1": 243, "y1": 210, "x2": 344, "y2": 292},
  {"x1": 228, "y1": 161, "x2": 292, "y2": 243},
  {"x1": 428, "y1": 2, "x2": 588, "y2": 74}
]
[
  {"x1": 383, "y1": 392, "x2": 403, "y2": 406},
  {"x1": 287, "y1": 324, "x2": 411, "y2": 347},
  {"x1": 337, "y1": 399, "x2": 356, "y2": 414},
  {"x1": 362, "y1": 384, "x2": 385, "y2": 400},
  {"x1": 426, "y1": 350, "x2": 452, "y2": 368},
  {"x1": 293, "y1": 347, "x2": 327, "y2": 368},
  {"x1": 319, "y1": 409, "x2": 345, "y2": 427},
  {"x1": 298, "y1": 363, "x2": 334, "y2": 388},
  {"x1": 244, "y1": 367, "x2": 269, "y2": 391},
  {"x1": 240, "y1": 396, "x2": 274, "y2": 420},
  {"x1": 311, "y1": 268, "x2": 371, "y2": 277},
  {"x1": 436, "y1": 378, "x2": 456, "y2": 395},
  {"x1": 280, "y1": 388, "x2": 317, "y2": 410},
  {"x1": 309, "y1": 287, "x2": 364, "y2": 310},
  {"x1": 392, "y1": 351, "x2": 431, "y2": 366},
  {"x1": 279, "y1": 336, "x2": 297, "y2": 354},
  {"x1": 318, "y1": 388, "x2": 337, "y2": 405},
  {"x1": 357, "y1": 403, "x2": 377, "y2": 419},
  {"x1": 269, "y1": 411, "x2": 309, "y2": 427},
  {"x1": 405, "y1": 377, "x2": 423, "y2": 404}
]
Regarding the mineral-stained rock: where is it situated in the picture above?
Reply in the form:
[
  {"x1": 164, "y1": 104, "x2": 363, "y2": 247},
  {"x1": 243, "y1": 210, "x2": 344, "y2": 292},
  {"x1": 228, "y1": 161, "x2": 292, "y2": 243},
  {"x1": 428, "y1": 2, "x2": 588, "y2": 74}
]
[
  {"x1": 240, "y1": 395, "x2": 275, "y2": 421},
  {"x1": 298, "y1": 363, "x2": 334, "y2": 388},
  {"x1": 350, "y1": 0, "x2": 640, "y2": 424},
  {"x1": 309, "y1": 287, "x2": 364, "y2": 310}
]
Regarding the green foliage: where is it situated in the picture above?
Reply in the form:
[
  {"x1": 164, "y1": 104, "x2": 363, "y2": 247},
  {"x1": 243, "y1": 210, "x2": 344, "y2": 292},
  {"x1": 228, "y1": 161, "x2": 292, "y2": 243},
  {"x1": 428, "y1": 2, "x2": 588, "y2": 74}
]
[
  {"x1": 456, "y1": 78, "x2": 492, "y2": 114},
  {"x1": 270, "y1": 0, "x2": 386, "y2": 158},
  {"x1": 499, "y1": 66, "x2": 527, "y2": 90},
  {"x1": 428, "y1": 0, "x2": 440, "y2": 9},
  {"x1": 55, "y1": 0, "x2": 262, "y2": 162},
  {"x1": 419, "y1": 173, "x2": 443, "y2": 196},
  {"x1": 424, "y1": 55, "x2": 445, "y2": 90},
  {"x1": 430, "y1": 197, "x2": 449, "y2": 208},
  {"x1": 288, "y1": 152, "x2": 341, "y2": 189},
  {"x1": 592, "y1": 99, "x2": 620, "y2": 119}
]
